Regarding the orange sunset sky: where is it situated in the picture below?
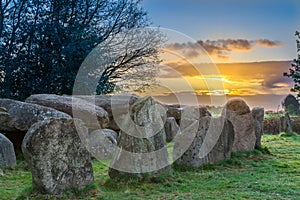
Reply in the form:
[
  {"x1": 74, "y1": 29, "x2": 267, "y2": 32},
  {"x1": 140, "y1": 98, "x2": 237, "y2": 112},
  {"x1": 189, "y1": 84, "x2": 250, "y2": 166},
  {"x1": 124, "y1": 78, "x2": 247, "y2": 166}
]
[{"x1": 140, "y1": 0, "x2": 300, "y2": 110}]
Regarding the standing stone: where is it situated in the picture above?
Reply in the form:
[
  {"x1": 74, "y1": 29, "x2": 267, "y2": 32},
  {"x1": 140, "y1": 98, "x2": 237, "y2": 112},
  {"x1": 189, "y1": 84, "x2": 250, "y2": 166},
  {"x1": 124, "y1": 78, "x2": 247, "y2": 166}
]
[
  {"x1": 109, "y1": 96, "x2": 172, "y2": 181},
  {"x1": 222, "y1": 99, "x2": 256, "y2": 152},
  {"x1": 0, "y1": 133, "x2": 16, "y2": 167},
  {"x1": 164, "y1": 117, "x2": 180, "y2": 142},
  {"x1": 202, "y1": 118, "x2": 234, "y2": 164},
  {"x1": 173, "y1": 111, "x2": 210, "y2": 167},
  {"x1": 280, "y1": 112, "x2": 293, "y2": 136},
  {"x1": 22, "y1": 118, "x2": 94, "y2": 195},
  {"x1": 173, "y1": 105, "x2": 234, "y2": 167},
  {"x1": 252, "y1": 107, "x2": 264, "y2": 148}
]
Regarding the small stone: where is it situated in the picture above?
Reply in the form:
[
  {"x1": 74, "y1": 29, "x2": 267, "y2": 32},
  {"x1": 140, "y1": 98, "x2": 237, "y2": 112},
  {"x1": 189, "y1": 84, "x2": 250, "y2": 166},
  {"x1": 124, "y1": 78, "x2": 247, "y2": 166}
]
[
  {"x1": 0, "y1": 107, "x2": 7, "y2": 112},
  {"x1": 0, "y1": 133, "x2": 17, "y2": 167},
  {"x1": 252, "y1": 107, "x2": 264, "y2": 148},
  {"x1": 87, "y1": 129, "x2": 118, "y2": 160},
  {"x1": 280, "y1": 112, "x2": 293, "y2": 136},
  {"x1": 165, "y1": 104, "x2": 182, "y2": 125},
  {"x1": 164, "y1": 117, "x2": 180, "y2": 142}
]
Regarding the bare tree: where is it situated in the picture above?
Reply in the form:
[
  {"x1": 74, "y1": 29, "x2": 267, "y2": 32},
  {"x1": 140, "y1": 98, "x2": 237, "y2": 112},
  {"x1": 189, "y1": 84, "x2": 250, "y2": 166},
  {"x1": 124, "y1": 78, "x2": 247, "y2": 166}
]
[{"x1": 74, "y1": 27, "x2": 163, "y2": 95}]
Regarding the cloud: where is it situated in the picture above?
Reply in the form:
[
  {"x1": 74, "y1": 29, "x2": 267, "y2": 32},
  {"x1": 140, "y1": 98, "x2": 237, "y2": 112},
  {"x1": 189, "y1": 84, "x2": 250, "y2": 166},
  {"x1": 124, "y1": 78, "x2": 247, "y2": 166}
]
[
  {"x1": 156, "y1": 60, "x2": 293, "y2": 98},
  {"x1": 256, "y1": 39, "x2": 282, "y2": 47},
  {"x1": 166, "y1": 39, "x2": 282, "y2": 59},
  {"x1": 262, "y1": 76, "x2": 292, "y2": 89}
]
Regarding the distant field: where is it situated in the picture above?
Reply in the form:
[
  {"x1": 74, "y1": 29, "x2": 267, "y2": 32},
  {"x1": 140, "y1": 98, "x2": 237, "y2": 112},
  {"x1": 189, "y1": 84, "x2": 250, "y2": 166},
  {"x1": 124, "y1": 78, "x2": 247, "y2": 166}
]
[{"x1": 1, "y1": 134, "x2": 300, "y2": 200}]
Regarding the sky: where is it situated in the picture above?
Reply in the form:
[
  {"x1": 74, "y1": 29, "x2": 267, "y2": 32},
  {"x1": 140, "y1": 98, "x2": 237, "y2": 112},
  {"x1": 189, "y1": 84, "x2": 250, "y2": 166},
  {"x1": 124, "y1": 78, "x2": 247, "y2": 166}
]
[
  {"x1": 140, "y1": 0, "x2": 300, "y2": 110},
  {"x1": 142, "y1": 0, "x2": 300, "y2": 62}
]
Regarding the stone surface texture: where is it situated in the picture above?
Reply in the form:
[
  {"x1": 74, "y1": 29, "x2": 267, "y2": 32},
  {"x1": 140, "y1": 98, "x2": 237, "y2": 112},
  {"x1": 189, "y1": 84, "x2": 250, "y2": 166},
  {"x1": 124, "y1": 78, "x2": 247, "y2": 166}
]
[
  {"x1": 0, "y1": 99, "x2": 71, "y2": 132},
  {"x1": 252, "y1": 107, "x2": 264, "y2": 148},
  {"x1": 109, "y1": 96, "x2": 172, "y2": 180},
  {"x1": 222, "y1": 99, "x2": 256, "y2": 152},
  {"x1": 26, "y1": 94, "x2": 109, "y2": 129},
  {"x1": 0, "y1": 133, "x2": 17, "y2": 167},
  {"x1": 22, "y1": 118, "x2": 94, "y2": 195}
]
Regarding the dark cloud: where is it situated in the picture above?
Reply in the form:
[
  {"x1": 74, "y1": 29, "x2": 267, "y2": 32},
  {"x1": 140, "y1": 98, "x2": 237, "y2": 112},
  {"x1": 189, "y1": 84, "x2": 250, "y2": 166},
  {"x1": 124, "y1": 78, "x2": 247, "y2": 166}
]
[
  {"x1": 262, "y1": 76, "x2": 292, "y2": 89},
  {"x1": 166, "y1": 39, "x2": 282, "y2": 59},
  {"x1": 256, "y1": 39, "x2": 282, "y2": 47}
]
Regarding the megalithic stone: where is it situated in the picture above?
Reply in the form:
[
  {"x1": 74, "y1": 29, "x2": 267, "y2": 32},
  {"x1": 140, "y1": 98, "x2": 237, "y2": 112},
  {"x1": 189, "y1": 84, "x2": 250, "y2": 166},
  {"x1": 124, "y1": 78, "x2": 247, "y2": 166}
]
[{"x1": 108, "y1": 96, "x2": 172, "y2": 181}]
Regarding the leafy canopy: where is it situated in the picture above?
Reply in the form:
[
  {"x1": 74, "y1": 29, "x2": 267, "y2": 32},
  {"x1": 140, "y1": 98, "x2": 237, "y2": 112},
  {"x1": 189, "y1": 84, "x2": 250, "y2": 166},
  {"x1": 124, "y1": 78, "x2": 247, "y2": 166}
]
[{"x1": 283, "y1": 31, "x2": 300, "y2": 98}]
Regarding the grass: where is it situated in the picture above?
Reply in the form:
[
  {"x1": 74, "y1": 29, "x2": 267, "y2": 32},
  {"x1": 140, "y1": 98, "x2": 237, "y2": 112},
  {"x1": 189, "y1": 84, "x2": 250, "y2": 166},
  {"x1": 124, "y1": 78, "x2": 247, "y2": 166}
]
[
  {"x1": 264, "y1": 113, "x2": 283, "y2": 118},
  {"x1": 264, "y1": 113, "x2": 300, "y2": 118},
  {"x1": 1, "y1": 134, "x2": 300, "y2": 200}
]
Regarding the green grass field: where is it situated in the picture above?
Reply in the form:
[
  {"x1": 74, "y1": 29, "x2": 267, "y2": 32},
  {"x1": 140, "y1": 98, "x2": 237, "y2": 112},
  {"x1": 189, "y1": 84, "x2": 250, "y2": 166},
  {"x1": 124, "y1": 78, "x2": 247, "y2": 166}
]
[{"x1": 1, "y1": 134, "x2": 300, "y2": 200}]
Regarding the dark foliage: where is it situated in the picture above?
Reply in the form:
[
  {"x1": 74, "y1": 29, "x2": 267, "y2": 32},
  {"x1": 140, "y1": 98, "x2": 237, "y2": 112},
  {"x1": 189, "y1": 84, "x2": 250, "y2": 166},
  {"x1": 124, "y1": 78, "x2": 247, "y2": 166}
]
[
  {"x1": 0, "y1": 0, "x2": 160, "y2": 100},
  {"x1": 283, "y1": 31, "x2": 300, "y2": 98},
  {"x1": 281, "y1": 94, "x2": 299, "y2": 115}
]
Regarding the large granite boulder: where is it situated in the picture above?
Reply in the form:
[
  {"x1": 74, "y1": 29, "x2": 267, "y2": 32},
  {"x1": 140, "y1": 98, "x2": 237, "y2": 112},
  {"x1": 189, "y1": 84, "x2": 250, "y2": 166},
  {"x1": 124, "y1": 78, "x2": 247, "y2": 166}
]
[
  {"x1": 26, "y1": 94, "x2": 109, "y2": 129},
  {"x1": 222, "y1": 99, "x2": 256, "y2": 152},
  {"x1": 22, "y1": 118, "x2": 94, "y2": 195},
  {"x1": 164, "y1": 117, "x2": 180, "y2": 142},
  {"x1": 109, "y1": 96, "x2": 172, "y2": 181},
  {"x1": 252, "y1": 107, "x2": 264, "y2": 148},
  {"x1": 173, "y1": 106, "x2": 234, "y2": 167},
  {"x1": 0, "y1": 99, "x2": 71, "y2": 132},
  {"x1": 0, "y1": 99, "x2": 71, "y2": 154},
  {"x1": 77, "y1": 94, "x2": 139, "y2": 131},
  {"x1": 0, "y1": 133, "x2": 16, "y2": 167}
]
